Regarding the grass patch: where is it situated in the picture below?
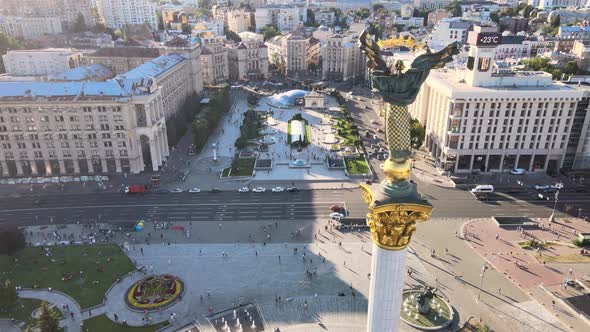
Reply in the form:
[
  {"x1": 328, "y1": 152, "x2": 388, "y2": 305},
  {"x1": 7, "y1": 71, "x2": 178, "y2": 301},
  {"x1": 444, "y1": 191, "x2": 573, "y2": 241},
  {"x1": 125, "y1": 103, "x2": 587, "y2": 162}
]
[
  {"x1": 287, "y1": 121, "x2": 291, "y2": 144},
  {"x1": 227, "y1": 158, "x2": 255, "y2": 177},
  {"x1": 221, "y1": 167, "x2": 231, "y2": 177},
  {"x1": 0, "y1": 244, "x2": 135, "y2": 309},
  {"x1": 518, "y1": 240, "x2": 554, "y2": 250},
  {"x1": 533, "y1": 253, "x2": 590, "y2": 263},
  {"x1": 82, "y1": 314, "x2": 168, "y2": 332},
  {"x1": 345, "y1": 158, "x2": 369, "y2": 175},
  {"x1": 305, "y1": 125, "x2": 311, "y2": 144}
]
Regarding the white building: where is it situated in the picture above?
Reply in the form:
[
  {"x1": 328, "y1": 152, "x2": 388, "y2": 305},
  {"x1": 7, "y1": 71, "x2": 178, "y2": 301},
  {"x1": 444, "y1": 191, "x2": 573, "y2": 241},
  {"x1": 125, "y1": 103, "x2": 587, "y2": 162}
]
[
  {"x1": 409, "y1": 26, "x2": 588, "y2": 174},
  {"x1": 427, "y1": 18, "x2": 471, "y2": 51},
  {"x1": 0, "y1": 0, "x2": 93, "y2": 31},
  {"x1": 255, "y1": 5, "x2": 307, "y2": 32},
  {"x1": 0, "y1": 16, "x2": 62, "y2": 40},
  {"x1": 2, "y1": 49, "x2": 82, "y2": 77},
  {"x1": 96, "y1": 0, "x2": 158, "y2": 31},
  {"x1": 227, "y1": 9, "x2": 252, "y2": 33},
  {"x1": 394, "y1": 16, "x2": 425, "y2": 28},
  {"x1": 537, "y1": 0, "x2": 587, "y2": 9},
  {"x1": 414, "y1": 0, "x2": 452, "y2": 10},
  {"x1": 315, "y1": 10, "x2": 336, "y2": 27},
  {"x1": 0, "y1": 54, "x2": 194, "y2": 177},
  {"x1": 321, "y1": 32, "x2": 366, "y2": 83}
]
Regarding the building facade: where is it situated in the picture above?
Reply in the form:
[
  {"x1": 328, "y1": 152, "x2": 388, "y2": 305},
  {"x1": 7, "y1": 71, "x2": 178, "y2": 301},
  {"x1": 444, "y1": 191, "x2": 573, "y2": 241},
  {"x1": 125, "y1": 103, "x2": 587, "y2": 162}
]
[
  {"x1": 0, "y1": 0, "x2": 93, "y2": 31},
  {"x1": 0, "y1": 54, "x2": 195, "y2": 177},
  {"x1": 0, "y1": 16, "x2": 62, "y2": 40},
  {"x1": 409, "y1": 27, "x2": 588, "y2": 174},
  {"x1": 227, "y1": 9, "x2": 252, "y2": 33},
  {"x1": 255, "y1": 5, "x2": 307, "y2": 32},
  {"x1": 96, "y1": 0, "x2": 158, "y2": 31},
  {"x1": 321, "y1": 32, "x2": 366, "y2": 83},
  {"x1": 427, "y1": 18, "x2": 471, "y2": 51},
  {"x1": 266, "y1": 33, "x2": 319, "y2": 78},
  {"x1": 82, "y1": 48, "x2": 163, "y2": 75},
  {"x1": 2, "y1": 49, "x2": 82, "y2": 76},
  {"x1": 414, "y1": 0, "x2": 452, "y2": 10},
  {"x1": 226, "y1": 41, "x2": 269, "y2": 81},
  {"x1": 200, "y1": 43, "x2": 229, "y2": 85}
]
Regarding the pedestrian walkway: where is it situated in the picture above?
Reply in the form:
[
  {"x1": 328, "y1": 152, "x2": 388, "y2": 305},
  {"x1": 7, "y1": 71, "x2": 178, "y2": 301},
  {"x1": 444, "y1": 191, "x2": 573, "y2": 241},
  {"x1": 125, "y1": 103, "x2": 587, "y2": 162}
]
[
  {"x1": 411, "y1": 150, "x2": 455, "y2": 188},
  {"x1": 18, "y1": 289, "x2": 85, "y2": 332}
]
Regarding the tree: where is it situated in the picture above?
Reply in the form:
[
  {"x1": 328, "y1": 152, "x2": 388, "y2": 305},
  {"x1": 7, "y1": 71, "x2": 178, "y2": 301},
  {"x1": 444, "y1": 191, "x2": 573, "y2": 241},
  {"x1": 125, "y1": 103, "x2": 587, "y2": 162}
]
[
  {"x1": 372, "y1": 4, "x2": 385, "y2": 12},
  {"x1": 354, "y1": 8, "x2": 371, "y2": 19},
  {"x1": 306, "y1": 9, "x2": 316, "y2": 27},
  {"x1": 410, "y1": 119, "x2": 425, "y2": 150},
  {"x1": 0, "y1": 226, "x2": 25, "y2": 255},
  {"x1": 260, "y1": 25, "x2": 281, "y2": 41},
  {"x1": 522, "y1": 5, "x2": 534, "y2": 18},
  {"x1": 490, "y1": 12, "x2": 499, "y2": 24},
  {"x1": 71, "y1": 12, "x2": 87, "y2": 32},
  {"x1": 0, "y1": 279, "x2": 17, "y2": 312},
  {"x1": 550, "y1": 15, "x2": 560, "y2": 28},
  {"x1": 564, "y1": 61, "x2": 579, "y2": 75},
  {"x1": 271, "y1": 52, "x2": 286, "y2": 76},
  {"x1": 225, "y1": 28, "x2": 242, "y2": 43},
  {"x1": 0, "y1": 32, "x2": 38, "y2": 73},
  {"x1": 446, "y1": 1, "x2": 462, "y2": 17},
  {"x1": 36, "y1": 302, "x2": 60, "y2": 332}
]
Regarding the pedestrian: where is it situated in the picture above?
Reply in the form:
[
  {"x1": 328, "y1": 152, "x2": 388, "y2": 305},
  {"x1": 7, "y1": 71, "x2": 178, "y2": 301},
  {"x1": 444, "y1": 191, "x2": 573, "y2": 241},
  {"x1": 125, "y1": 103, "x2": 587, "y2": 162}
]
[
  {"x1": 498, "y1": 288, "x2": 501, "y2": 295},
  {"x1": 344, "y1": 260, "x2": 346, "y2": 266},
  {"x1": 207, "y1": 290, "x2": 210, "y2": 297},
  {"x1": 256, "y1": 251, "x2": 258, "y2": 256},
  {"x1": 140, "y1": 247, "x2": 143, "y2": 255},
  {"x1": 114, "y1": 313, "x2": 118, "y2": 321},
  {"x1": 89, "y1": 309, "x2": 92, "y2": 316},
  {"x1": 552, "y1": 300, "x2": 556, "y2": 308},
  {"x1": 200, "y1": 294, "x2": 203, "y2": 302},
  {"x1": 495, "y1": 234, "x2": 499, "y2": 240},
  {"x1": 278, "y1": 255, "x2": 281, "y2": 262},
  {"x1": 168, "y1": 258, "x2": 172, "y2": 265},
  {"x1": 219, "y1": 223, "x2": 222, "y2": 230},
  {"x1": 70, "y1": 312, "x2": 74, "y2": 319}
]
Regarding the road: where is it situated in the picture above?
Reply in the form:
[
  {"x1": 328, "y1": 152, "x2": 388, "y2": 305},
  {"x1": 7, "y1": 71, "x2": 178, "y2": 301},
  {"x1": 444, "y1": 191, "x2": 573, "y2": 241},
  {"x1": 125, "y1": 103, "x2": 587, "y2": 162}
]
[{"x1": 2, "y1": 183, "x2": 590, "y2": 228}]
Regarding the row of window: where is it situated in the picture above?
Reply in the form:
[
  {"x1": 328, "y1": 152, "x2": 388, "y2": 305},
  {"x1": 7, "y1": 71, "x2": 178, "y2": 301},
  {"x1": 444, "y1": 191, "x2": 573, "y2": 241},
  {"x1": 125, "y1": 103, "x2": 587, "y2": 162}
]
[
  {"x1": 3, "y1": 149, "x2": 128, "y2": 160},
  {"x1": 0, "y1": 106, "x2": 122, "y2": 114},
  {"x1": 0, "y1": 115, "x2": 124, "y2": 123},
  {"x1": 1, "y1": 141, "x2": 126, "y2": 149},
  {"x1": 0, "y1": 124, "x2": 125, "y2": 132},
  {"x1": 0, "y1": 132, "x2": 126, "y2": 141}
]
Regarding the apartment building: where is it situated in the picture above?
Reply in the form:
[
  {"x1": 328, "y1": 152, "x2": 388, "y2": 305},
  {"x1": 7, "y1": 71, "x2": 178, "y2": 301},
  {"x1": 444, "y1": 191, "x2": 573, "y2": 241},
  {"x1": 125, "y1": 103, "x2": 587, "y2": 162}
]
[
  {"x1": 226, "y1": 40, "x2": 269, "y2": 81},
  {"x1": 321, "y1": 32, "x2": 366, "y2": 83},
  {"x1": 82, "y1": 48, "x2": 163, "y2": 75},
  {"x1": 227, "y1": 9, "x2": 252, "y2": 33},
  {"x1": 414, "y1": 0, "x2": 452, "y2": 10},
  {"x1": 2, "y1": 49, "x2": 82, "y2": 77},
  {"x1": 266, "y1": 32, "x2": 320, "y2": 78},
  {"x1": 427, "y1": 18, "x2": 471, "y2": 51},
  {"x1": 96, "y1": 0, "x2": 158, "y2": 31},
  {"x1": 0, "y1": 0, "x2": 93, "y2": 31},
  {"x1": 0, "y1": 16, "x2": 62, "y2": 40},
  {"x1": 255, "y1": 5, "x2": 307, "y2": 32},
  {"x1": 537, "y1": 0, "x2": 586, "y2": 9},
  {"x1": 409, "y1": 27, "x2": 588, "y2": 174},
  {"x1": 427, "y1": 9, "x2": 450, "y2": 27},
  {"x1": 0, "y1": 54, "x2": 194, "y2": 177},
  {"x1": 200, "y1": 44, "x2": 229, "y2": 85}
]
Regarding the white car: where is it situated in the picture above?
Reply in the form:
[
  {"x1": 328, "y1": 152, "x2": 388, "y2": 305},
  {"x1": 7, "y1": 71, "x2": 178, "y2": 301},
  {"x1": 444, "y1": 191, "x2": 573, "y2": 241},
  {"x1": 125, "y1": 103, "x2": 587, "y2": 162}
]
[
  {"x1": 171, "y1": 188, "x2": 183, "y2": 193},
  {"x1": 510, "y1": 168, "x2": 526, "y2": 175},
  {"x1": 550, "y1": 182, "x2": 564, "y2": 190},
  {"x1": 238, "y1": 187, "x2": 250, "y2": 193},
  {"x1": 252, "y1": 187, "x2": 266, "y2": 193},
  {"x1": 330, "y1": 212, "x2": 344, "y2": 220},
  {"x1": 188, "y1": 188, "x2": 201, "y2": 193},
  {"x1": 272, "y1": 186, "x2": 285, "y2": 192},
  {"x1": 534, "y1": 185, "x2": 549, "y2": 190}
]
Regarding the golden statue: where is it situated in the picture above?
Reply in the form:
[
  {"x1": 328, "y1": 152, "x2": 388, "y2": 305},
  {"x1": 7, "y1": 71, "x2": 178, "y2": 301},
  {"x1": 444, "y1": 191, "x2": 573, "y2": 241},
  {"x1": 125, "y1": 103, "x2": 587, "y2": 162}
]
[{"x1": 358, "y1": 30, "x2": 459, "y2": 250}]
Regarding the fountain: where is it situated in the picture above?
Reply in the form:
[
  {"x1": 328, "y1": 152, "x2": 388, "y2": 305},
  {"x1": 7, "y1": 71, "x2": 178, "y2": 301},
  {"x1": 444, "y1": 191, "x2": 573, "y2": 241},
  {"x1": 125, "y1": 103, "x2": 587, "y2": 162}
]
[
  {"x1": 212, "y1": 143, "x2": 218, "y2": 162},
  {"x1": 399, "y1": 286, "x2": 453, "y2": 330}
]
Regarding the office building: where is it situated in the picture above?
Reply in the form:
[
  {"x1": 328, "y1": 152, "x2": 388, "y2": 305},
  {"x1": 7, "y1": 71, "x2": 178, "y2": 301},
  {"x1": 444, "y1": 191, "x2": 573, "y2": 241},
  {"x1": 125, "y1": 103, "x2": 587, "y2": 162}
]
[
  {"x1": 2, "y1": 49, "x2": 82, "y2": 76},
  {"x1": 321, "y1": 32, "x2": 366, "y2": 83},
  {"x1": 96, "y1": 0, "x2": 158, "y2": 31},
  {"x1": 0, "y1": 16, "x2": 62, "y2": 40}
]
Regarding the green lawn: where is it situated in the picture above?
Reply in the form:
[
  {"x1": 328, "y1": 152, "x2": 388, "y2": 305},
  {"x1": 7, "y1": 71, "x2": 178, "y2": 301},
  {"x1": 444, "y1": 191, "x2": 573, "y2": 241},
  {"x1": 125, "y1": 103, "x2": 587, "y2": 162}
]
[
  {"x1": 229, "y1": 158, "x2": 255, "y2": 176},
  {"x1": 82, "y1": 314, "x2": 168, "y2": 332},
  {"x1": 221, "y1": 167, "x2": 231, "y2": 177},
  {"x1": 345, "y1": 158, "x2": 369, "y2": 175},
  {"x1": 0, "y1": 244, "x2": 135, "y2": 309}
]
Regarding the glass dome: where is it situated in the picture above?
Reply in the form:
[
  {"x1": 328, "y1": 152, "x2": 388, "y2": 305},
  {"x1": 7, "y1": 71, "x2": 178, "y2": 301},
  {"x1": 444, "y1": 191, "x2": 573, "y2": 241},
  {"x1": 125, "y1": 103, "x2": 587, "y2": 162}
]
[{"x1": 268, "y1": 90, "x2": 309, "y2": 107}]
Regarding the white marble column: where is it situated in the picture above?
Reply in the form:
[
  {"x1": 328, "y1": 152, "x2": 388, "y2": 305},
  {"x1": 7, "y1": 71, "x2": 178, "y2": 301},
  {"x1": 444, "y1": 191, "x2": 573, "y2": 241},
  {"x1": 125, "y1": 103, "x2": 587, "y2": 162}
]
[
  {"x1": 115, "y1": 158, "x2": 122, "y2": 173},
  {"x1": 44, "y1": 160, "x2": 52, "y2": 175},
  {"x1": 150, "y1": 137, "x2": 160, "y2": 171},
  {"x1": 58, "y1": 160, "x2": 65, "y2": 174},
  {"x1": 367, "y1": 243, "x2": 407, "y2": 332},
  {"x1": 16, "y1": 161, "x2": 24, "y2": 176},
  {"x1": 1, "y1": 161, "x2": 9, "y2": 176}
]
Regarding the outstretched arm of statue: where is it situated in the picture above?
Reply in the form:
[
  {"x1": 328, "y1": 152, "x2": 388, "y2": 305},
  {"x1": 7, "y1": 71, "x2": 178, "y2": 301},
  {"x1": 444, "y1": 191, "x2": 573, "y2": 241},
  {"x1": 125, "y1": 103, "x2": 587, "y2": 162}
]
[
  {"x1": 359, "y1": 30, "x2": 389, "y2": 74},
  {"x1": 410, "y1": 42, "x2": 459, "y2": 71}
]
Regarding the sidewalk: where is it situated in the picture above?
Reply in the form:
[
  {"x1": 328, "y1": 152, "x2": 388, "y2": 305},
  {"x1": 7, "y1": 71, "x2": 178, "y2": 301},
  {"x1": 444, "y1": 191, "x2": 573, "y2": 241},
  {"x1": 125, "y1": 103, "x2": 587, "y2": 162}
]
[{"x1": 411, "y1": 150, "x2": 455, "y2": 188}]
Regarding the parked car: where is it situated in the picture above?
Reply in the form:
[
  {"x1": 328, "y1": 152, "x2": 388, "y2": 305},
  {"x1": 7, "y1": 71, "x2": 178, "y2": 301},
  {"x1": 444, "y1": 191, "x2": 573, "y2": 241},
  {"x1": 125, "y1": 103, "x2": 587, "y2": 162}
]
[
  {"x1": 543, "y1": 187, "x2": 557, "y2": 193},
  {"x1": 188, "y1": 188, "x2": 201, "y2": 193},
  {"x1": 238, "y1": 187, "x2": 250, "y2": 193},
  {"x1": 510, "y1": 168, "x2": 526, "y2": 175},
  {"x1": 209, "y1": 188, "x2": 221, "y2": 193},
  {"x1": 330, "y1": 205, "x2": 345, "y2": 213},
  {"x1": 252, "y1": 187, "x2": 266, "y2": 193},
  {"x1": 287, "y1": 187, "x2": 300, "y2": 192},
  {"x1": 534, "y1": 185, "x2": 549, "y2": 190},
  {"x1": 330, "y1": 212, "x2": 344, "y2": 220},
  {"x1": 550, "y1": 182, "x2": 564, "y2": 190},
  {"x1": 171, "y1": 188, "x2": 183, "y2": 193},
  {"x1": 272, "y1": 186, "x2": 285, "y2": 192},
  {"x1": 124, "y1": 184, "x2": 146, "y2": 194},
  {"x1": 471, "y1": 185, "x2": 494, "y2": 193}
]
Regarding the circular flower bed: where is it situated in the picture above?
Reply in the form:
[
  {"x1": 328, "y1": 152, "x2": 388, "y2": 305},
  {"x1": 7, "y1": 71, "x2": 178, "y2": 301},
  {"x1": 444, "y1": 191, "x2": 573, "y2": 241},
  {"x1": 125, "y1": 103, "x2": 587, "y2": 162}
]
[{"x1": 125, "y1": 274, "x2": 184, "y2": 311}]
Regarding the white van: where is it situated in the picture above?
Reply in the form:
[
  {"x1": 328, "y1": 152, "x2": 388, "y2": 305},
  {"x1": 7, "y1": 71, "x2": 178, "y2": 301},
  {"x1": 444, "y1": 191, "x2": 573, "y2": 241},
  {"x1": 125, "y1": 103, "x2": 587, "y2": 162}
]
[{"x1": 471, "y1": 185, "x2": 494, "y2": 193}]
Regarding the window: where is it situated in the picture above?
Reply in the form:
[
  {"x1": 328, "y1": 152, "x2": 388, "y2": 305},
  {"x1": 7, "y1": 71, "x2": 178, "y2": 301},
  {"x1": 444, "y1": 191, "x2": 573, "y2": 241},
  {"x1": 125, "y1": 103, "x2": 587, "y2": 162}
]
[
  {"x1": 55, "y1": 116, "x2": 64, "y2": 122},
  {"x1": 100, "y1": 124, "x2": 110, "y2": 130},
  {"x1": 31, "y1": 143, "x2": 41, "y2": 149},
  {"x1": 34, "y1": 151, "x2": 43, "y2": 158},
  {"x1": 120, "y1": 150, "x2": 128, "y2": 157},
  {"x1": 117, "y1": 141, "x2": 126, "y2": 148},
  {"x1": 61, "y1": 142, "x2": 69, "y2": 148},
  {"x1": 2, "y1": 143, "x2": 11, "y2": 149},
  {"x1": 104, "y1": 141, "x2": 112, "y2": 147},
  {"x1": 63, "y1": 151, "x2": 71, "y2": 158}
]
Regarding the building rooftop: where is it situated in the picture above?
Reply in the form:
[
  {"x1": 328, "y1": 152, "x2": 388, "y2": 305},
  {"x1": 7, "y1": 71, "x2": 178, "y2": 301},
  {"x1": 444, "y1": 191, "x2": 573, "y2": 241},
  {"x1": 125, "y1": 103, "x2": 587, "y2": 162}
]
[
  {"x1": 89, "y1": 47, "x2": 162, "y2": 58},
  {"x1": 4, "y1": 48, "x2": 77, "y2": 55},
  {"x1": 119, "y1": 54, "x2": 186, "y2": 80},
  {"x1": 47, "y1": 64, "x2": 114, "y2": 82}
]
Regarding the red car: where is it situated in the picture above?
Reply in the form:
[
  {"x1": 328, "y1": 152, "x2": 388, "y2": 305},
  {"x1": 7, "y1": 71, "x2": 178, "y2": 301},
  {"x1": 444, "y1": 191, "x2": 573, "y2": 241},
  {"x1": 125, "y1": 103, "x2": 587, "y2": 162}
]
[{"x1": 330, "y1": 205, "x2": 345, "y2": 213}]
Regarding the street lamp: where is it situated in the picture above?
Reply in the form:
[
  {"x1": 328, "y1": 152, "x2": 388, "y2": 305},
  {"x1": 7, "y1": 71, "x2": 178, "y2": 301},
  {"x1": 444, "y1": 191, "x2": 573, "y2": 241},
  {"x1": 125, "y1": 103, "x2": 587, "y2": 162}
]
[
  {"x1": 549, "y1": 190, "x2": 560, "y2": 223},
  {"x1": 478, "y1": 264, "x2": 488, "y2": 300}
]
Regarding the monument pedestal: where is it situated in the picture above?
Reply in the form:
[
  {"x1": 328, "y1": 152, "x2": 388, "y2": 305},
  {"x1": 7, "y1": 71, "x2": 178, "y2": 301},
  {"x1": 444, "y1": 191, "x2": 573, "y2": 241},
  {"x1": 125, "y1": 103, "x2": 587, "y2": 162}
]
[{"x1": 367, "y1": 244, "x2": 407, "y2": 332}]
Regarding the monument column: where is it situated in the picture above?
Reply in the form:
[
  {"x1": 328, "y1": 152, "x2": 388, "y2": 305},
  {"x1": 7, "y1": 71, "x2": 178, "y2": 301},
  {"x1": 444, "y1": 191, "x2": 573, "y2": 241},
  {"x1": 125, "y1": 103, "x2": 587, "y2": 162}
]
[{"x1": 358, "y1": 30, "x2": 456, "y2": 332}]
